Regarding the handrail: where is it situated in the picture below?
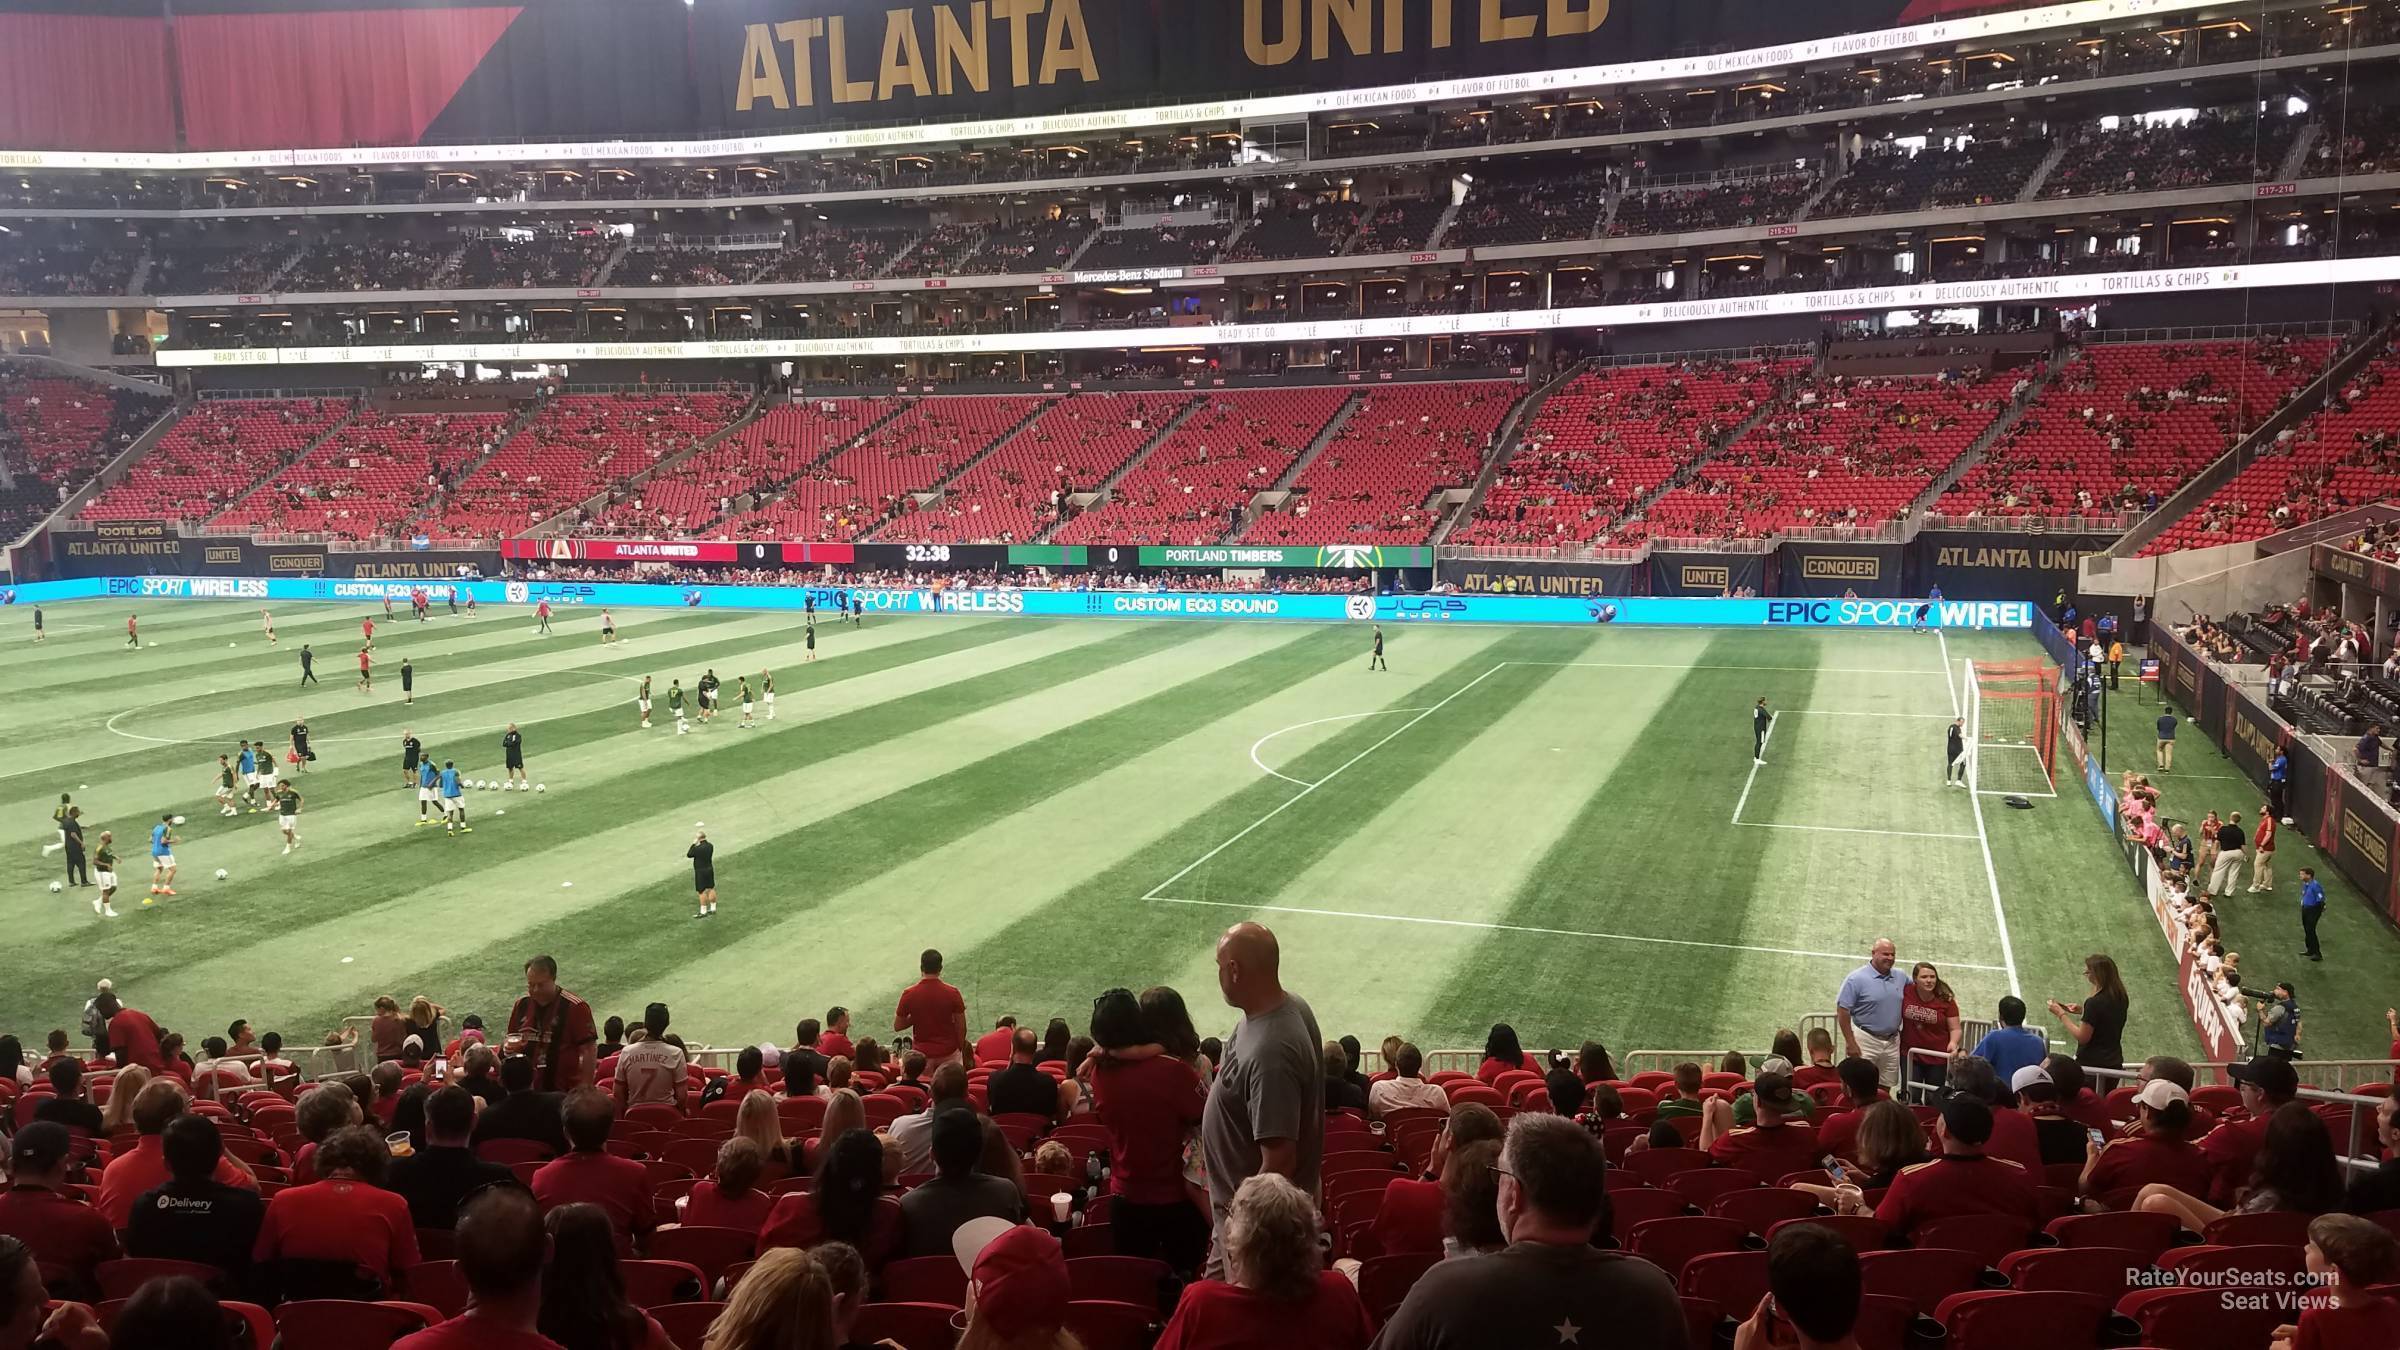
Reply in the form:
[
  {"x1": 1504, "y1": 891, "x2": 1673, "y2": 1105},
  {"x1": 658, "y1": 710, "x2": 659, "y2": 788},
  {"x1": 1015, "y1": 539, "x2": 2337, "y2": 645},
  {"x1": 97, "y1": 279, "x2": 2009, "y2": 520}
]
[
  {"x1": 2083, "y1": 321, "x2": 2360, "y2": 345},
  {"x1": 1919, "y1": 510, "x2": 2136, "y2": 533}
]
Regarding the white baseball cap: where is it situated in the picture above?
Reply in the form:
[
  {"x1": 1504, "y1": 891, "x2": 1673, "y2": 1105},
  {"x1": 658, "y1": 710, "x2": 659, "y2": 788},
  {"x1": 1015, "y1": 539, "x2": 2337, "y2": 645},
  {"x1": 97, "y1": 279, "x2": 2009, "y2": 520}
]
[
  {"x1": 2009, "y1": 1065, "x2": 2053, "y2": 1094},
  {"x1": 2133, "y1": 1079, "x2": 2189, "y2": 1111}
]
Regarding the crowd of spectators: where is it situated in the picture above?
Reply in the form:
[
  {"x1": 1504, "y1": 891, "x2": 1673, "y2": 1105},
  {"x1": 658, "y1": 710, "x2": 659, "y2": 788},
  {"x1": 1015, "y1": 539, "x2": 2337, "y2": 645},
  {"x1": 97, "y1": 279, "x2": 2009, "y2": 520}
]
[
  {"x1": 2044, "y1": 110, "x2": 2304, "y2": 199},
  {"x1": 3, "y1": 925, "x2": 2396, "y2": 1350},
  {"x1": 1607, "y1": 171, "x2": 1817, "y2": 238},
  {"x1": 283, "y1": 241, "x2": 453, "y2": 293},
  {"x1": 456, "y1": 235, "x2": 617, "y2": 289}
]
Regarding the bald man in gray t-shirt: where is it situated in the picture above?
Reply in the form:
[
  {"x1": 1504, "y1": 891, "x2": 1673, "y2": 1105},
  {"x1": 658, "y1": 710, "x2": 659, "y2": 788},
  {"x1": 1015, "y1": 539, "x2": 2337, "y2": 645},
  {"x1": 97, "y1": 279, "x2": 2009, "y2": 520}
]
[{"x1": 1199, "y1": 923, "x2": 1325, "y2": 1277}]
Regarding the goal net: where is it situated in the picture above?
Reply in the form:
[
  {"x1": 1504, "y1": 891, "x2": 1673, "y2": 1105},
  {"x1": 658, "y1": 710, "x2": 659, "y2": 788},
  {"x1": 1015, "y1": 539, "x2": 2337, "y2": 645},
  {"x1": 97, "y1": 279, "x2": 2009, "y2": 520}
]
[{"x1": 1966, "y1": 657, "x2": 2059, "y2": 798}]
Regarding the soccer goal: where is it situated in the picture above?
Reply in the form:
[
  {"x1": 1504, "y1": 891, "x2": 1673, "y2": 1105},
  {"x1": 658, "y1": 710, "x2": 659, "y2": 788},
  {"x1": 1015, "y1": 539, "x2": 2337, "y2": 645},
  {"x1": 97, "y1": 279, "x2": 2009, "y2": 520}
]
[{"x1": 1965, "y1": 657, "x2": 2059, "y2": 798}]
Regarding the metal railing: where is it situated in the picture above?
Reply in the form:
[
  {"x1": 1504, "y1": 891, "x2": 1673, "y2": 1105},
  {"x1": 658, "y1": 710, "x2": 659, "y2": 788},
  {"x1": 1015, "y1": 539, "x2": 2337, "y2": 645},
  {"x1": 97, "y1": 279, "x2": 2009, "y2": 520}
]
[
  {"x1": 1649, "y1": 534, "x2": 1777, "y2": 554},
  {"x1": 1918, "y1": 510, "x2": 2137, "y2": 533},
  {"x1": 2083, "y1": 321, "x2": 2359, "y2": 346},
  {"x1": 1591, "y1": 343, "x2": 1815, "y2": 369},
  {"x1": 1435, "y1": 542, "x2": 1644, "y2": 564}
]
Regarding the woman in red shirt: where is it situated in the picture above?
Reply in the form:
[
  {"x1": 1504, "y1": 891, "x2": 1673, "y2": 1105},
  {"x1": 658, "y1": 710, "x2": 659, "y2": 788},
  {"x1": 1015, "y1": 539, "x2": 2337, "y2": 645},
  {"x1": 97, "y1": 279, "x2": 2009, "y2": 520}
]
[
  {"x1": 1899, "y1": 962, "x2": 1961, "y2": 1091},
  {"x1": 252, "y1": 1125, "x2": 419, "y2": 1293},
  {"x1": 1087, "y1": 989, "x2": 1210, "y2": 1277},
  {"x1": 1475, "y1": 1024, "x2": 1530, "y2": 1086},
  {"x1": 1155, "y1": 1174, "x2": 1373, "y2": 1350},
  {"x1": 683, "y1": 1138, "x2": 776, "y2": 1232}
]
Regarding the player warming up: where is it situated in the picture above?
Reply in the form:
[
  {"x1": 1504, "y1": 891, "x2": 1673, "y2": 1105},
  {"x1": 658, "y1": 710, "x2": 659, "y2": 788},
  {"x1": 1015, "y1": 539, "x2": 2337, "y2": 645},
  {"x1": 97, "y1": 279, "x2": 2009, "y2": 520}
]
[
  {"x1": 147, "y1": 815, "x2": 178, "y2": 902},
  {"x1": 363, "y1": 615, "x2": 376, "y2": 649},
  {"x1": 290, "y1": 718, "x2": 313, "y2": 774},
  {"x1": 501, "y1": 724, "x2": 528, "y2": 790},
  {"x1": 31, "y1": 606, "x2": 44, "y2": 644},
  {"x1": 738, "y1": 677, "x2": 756, "y2": 728},
  {"x1": 1946, "y1": 717, "x2": 1967, "y2": 787},
  {"x1": 274, "y1": 780, "x2": 303, "y2": 854},
  {"x1": 298, "y1": 644, "x2": 318, "y2": 687},
  {"x1": 669, "y1": 679, "x2": 689, "y2": 734},
  {"x1": 804, "y1": 621, "x2": 817, "y2": 662},
  {"x1": 1368, "y1": 624, "x2": 1387, "y2": 671},
  {"x1": 698, "y1": 669, "x2": 720, "y2": 723},
  {"x1": 600, "y1": 610, "x2": 618, "y2": 644},
  {"x1": 689, "y1": 825, "x2": 717, "y2": 919},
  {"x1": 125, "y1": 613, "x2": 139, "y2": 648},
  {"x1": 638, "y1": 675, "x2": 654, "y2": 728},
  {"x1": 535, "y1": 599, "x2": 553, "y2": 635},
  {"x1": 92, "y1": 832, "x2": 119, "y2": 918},
  {"x1": 236, "y1": 741, "x2": 261, "y2": 811},
  {"x1": 400, "y1": 657, "x2": 414, "y2": 706},
  {"x1": 416, "y1": 757, "x2": 441, "y2": 826},
  {"x1": 261, "y1": 610, "x2": 276, "y2": 644},
  {"x1": 439, "y1": 761, "x2": 471, "y2": 834},
  {"x1": 762, "y1": 670, "x2": 776, "y2": 721},
  {"x1": 43, "y1": 793, "x2": 72, "y2": 857},
  {"x1": 215, "y1": 756, "x2": 239, "y2": 816},
  {"x1": 1753, "y1": 696, "x2": 1773, "y2": 765},
  {"x1": 356, "y1": 646, "x2": 373, "y2": 694}
]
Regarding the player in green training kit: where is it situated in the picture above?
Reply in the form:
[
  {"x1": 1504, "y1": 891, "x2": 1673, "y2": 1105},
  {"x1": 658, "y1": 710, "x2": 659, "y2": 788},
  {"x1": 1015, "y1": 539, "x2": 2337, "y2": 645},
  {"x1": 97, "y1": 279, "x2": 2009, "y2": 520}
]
[
  {"x1": 215, "y1": 756, "x2": 239, "y2": 816},
  {"x1": 43, "y1": 793, "x2": 71, "y2": 858},
  {"x1": 737, "y1": 677, "x2": 755, "y2": 728},
  {"x1": 273, "y1": 781, "x2": 303, "y2": 854},
  {"x1": 92, "y1": 832, "x2": 119, "y2": 918},
  {"x1": 669, "y1": 679, "x2": 688, "y2": 734},
  {"x1": 638, "y1": 676, "x2": 653, "y2": 728},
  {"x1": 762, "y1": 670, "x2": 776, "y2": 721}
]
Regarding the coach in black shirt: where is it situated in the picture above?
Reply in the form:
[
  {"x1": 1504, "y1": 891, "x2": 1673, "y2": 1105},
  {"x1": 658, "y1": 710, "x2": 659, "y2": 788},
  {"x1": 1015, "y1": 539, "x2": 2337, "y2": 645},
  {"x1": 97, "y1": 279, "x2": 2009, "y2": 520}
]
[
  {"x1": 392, "y1": 1086, "x2": 515, "y2": 1229},
  {"x1": 126, "y1": 1114, "x2": 265, "y2": 1287}
]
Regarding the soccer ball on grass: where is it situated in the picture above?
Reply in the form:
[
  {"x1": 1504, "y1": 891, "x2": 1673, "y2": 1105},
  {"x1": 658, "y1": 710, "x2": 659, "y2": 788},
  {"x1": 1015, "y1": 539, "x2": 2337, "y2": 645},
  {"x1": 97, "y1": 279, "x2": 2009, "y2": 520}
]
[
  {"x1": 215, "y1": 868, "x2": 229, "y2": 880},
  {"x1": 48, "y1": 881, "x2": 62, "y2": 894},
  {"x1": 170, "y1": 815, "x2": 186, "y2": 825},
  {"x1": 534, "y1": 783, "x2": 546, "y2": 793}
]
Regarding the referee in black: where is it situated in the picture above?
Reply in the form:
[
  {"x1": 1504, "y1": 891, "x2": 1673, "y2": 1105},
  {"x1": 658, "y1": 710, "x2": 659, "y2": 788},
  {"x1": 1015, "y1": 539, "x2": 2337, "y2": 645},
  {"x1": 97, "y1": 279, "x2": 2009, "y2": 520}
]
[
  {"x1": 1947, "y1": 717, "x2": 1967, "y2": 787},
  {"x1": 689, "y1": 825, "x2": 717, "y2": 919},
  {"x1": 401, "y1": 728, "x2": 423, "y2": 789},
  {"x1": 1368, "y1": 625, "x2": 1387, "y2": 671},
  {"x1": 1753, "y1": 696, "x2": 1772, "y2": 764},
  {"x1": 400, "y1": 656, "x2": 415, "y2": 706},
  {"x1": 298, "y1": 643, "x2": 318, "y2": 686}
]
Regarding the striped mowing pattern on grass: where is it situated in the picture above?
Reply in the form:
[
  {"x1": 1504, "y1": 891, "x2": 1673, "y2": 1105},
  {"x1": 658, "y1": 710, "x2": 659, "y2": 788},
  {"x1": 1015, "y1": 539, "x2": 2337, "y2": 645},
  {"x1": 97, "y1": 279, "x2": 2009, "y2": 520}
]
[{"x1": 6, "y1": 600, "x2": 2215, "y2": 1062}]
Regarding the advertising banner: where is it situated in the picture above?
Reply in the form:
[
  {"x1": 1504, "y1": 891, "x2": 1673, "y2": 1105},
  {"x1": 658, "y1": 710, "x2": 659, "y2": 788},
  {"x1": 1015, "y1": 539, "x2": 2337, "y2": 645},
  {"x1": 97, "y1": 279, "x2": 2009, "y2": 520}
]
[
  {"x1": 1137, "y1": 544, "x2": 1432, "y2": 569},
  {"x1": 337, "y1": 551, "x2": 501, "y2": 580},
  {"x1": 2310, "y1": 541, "x2": 2396, "y2": 600},
  {"x1": 53, "y1": 522, "x2": 181, "y2": 574},
  {"x1": 1437, "y1": 557, "x2": 1643, "y2": 598},
  {"x1": 2141, "y1": 852, "x2": 2249, "y2": 1064},
  {"x1": 1916, "y1": 530, "x2": 2121, "y2": 603},
  {"x1": 1776, "y1": 541, "x2": 1907, "y2": 599},
  {"x1": 1649, "y1": 549, "x2": 1768, "y2": 598},
  {"x1": 7, "y1": 575, "x2": 2041, "y2": 631},
  {"x1": 10, "y1": 0, "x2": 2169, "y2": 157}
]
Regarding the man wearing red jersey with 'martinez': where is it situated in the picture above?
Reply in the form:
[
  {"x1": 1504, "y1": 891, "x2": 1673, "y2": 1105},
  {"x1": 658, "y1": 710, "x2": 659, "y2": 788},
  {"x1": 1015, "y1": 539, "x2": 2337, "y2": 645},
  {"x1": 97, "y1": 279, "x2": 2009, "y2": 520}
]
[{"x1": 504, "y1": 954, "x2": 597, "y2": 1094}]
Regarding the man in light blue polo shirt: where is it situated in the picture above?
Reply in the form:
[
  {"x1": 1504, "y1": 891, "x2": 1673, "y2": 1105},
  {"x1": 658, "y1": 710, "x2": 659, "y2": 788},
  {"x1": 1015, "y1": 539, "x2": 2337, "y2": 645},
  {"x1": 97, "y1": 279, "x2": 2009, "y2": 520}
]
[{"x1": 1836, "y1": 937, "x2": 1903, "y2": 1087}]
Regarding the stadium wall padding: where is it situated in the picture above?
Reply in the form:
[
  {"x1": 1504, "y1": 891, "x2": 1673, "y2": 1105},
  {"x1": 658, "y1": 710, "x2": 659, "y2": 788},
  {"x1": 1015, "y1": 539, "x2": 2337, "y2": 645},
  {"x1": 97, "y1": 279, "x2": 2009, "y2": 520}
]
[
  {"x1": 1775, "y1": 541, "x2": 1907, "y2": 599},
  {"x1": 0, "y1": 0, "x2": 2002, "y2": 150}
]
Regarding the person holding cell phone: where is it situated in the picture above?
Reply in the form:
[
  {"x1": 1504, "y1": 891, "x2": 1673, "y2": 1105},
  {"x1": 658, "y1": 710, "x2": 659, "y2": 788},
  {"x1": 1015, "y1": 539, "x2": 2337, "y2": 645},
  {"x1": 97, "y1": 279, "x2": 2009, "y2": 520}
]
[{"x1": 2079, "y1": 1079, "x2": 2210, "y2": 1211}]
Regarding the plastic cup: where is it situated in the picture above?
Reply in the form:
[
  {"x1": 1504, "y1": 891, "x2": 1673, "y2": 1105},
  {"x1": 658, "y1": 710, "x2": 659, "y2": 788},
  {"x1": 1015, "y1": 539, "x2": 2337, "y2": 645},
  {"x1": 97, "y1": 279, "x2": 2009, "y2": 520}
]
[
  {"x1": 1833, "y1": 1183, "x2": 1863, "y2": 1213},
  {"x1": 386, "y1": 1131, "x2": 413, "y2": 1158},
  {"x1": 1368, "y1": 1120, "x2": 1387, "y2": 1136},
  {"x1": 1050, "y1": 1192, "x2": 1073, "y2": 1223}
]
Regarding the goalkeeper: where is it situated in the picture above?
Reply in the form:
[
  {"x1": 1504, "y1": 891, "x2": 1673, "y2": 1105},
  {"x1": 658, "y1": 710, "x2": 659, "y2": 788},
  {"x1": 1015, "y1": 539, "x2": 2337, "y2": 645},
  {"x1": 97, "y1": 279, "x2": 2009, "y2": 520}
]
[{"x1": 1947, "y1": 717, "x2": 1967, "y2": 787}]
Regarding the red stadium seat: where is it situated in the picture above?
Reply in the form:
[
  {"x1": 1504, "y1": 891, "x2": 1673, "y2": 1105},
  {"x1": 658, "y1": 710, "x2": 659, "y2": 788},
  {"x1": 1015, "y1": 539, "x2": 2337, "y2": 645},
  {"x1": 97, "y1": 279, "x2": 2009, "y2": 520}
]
[
  {"x1": 1357, "y1": 1252, "x2": 1441, "y2": 1322},
  {"x1": 1627, "y1": 1217, "x2": 1748, "y2": 1280},
  {"x1": 1996, "y1": 1245, "x2": 2149, "y2": 1301},
  {"x1": 651, "y1": 1300, "x2": 726, "y2": 1350},
  {"x1": 1857, "y1": 1247, "x2": 1986, "y2": 1316},
  {"x1": 1679, "y1": 1250, "x2": 1771, "y2": 1321},
  {"x1": 852, "y1": 1301, "x2": 964, "y2": 1350},
  {"x1": 2119, "y1": 1286, "x2": 2289, "y2": 1350},
  {"x1": 272, "y1": 1300, "x2": 441, "y2": 1350},
  {"x1": 1932, "y1": 1290, "x2": 2111, "y2": 1350},
  {"x1": 1913, "y1": 1214, "x2": 2040, "y2": 1265}
]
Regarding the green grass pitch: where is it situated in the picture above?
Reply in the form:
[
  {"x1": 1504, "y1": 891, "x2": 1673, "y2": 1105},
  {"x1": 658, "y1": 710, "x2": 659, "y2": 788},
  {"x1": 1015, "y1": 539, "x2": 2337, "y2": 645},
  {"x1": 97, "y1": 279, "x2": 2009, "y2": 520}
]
[{"x1": 6, "y1": 598, "x2": 2394, "y2": 1065}]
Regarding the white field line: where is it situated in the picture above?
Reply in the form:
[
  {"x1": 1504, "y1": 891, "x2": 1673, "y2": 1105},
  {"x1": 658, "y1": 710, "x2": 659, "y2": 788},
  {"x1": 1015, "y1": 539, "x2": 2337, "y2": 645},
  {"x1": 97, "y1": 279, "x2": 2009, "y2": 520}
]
[
  {"x1": 1957, "y1": 652, "x2": 2025, "y2": 997},
  {"x1": 1731, "y1": 712, "x2": 1777, "y2": 824},
  {"x1": 1142, "y1": 663, "x2": 1510, "y2": 900},
  {"x1": 1146, "y1": 894, "x2": 2011, "y2": 972},
  {"x1": 1247, "y1": 709, "x2": 1427, "y2": 788},
  {"x1": 1517, "y1": 661, "x2": 1952, "y2": 676}
]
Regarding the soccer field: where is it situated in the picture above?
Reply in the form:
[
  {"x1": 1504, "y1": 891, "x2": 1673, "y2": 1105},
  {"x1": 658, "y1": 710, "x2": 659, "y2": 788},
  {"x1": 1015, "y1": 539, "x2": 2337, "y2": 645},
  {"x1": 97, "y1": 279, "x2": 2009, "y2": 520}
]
[{"x1": 3, "y1": 599, "x2": 2228, "y2": 1064}]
